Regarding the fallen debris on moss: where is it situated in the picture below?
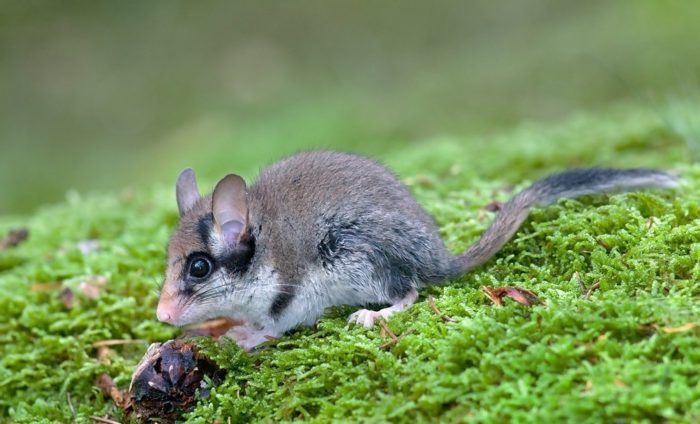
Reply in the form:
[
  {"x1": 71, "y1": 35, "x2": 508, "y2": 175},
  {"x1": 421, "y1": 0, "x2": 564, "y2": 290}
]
[{"x1": 0, "y1": 227, "x2": 28, "y2": 250}]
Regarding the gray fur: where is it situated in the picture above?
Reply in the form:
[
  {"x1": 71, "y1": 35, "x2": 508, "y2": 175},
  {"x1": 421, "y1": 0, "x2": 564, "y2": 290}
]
[{"x1": 160, "y1": 151, "x2": 678, "y2": 344}]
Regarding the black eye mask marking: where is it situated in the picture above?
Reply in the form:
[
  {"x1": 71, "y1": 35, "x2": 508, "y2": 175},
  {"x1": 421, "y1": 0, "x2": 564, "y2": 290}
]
[
  {"x1": 180, "y1": 234, "x2": 255, "y2": 299},
  {"x1": 216, "y1": 233, "x2": 255, "y2": 276},
  {"x1": 196, "y1": 214, "x2": 214, "y2": 246}
]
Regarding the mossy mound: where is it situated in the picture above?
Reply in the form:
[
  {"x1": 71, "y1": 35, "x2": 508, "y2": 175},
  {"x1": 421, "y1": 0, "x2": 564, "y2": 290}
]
[{"x1": 1, "y1": 102, "x2": 699, "y2": 423}]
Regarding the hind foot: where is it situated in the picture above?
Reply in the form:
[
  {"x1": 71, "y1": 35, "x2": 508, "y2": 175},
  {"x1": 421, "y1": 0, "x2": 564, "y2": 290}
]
[{"x1": 348, "y1": 289, "x2": 418, "y2": 328}]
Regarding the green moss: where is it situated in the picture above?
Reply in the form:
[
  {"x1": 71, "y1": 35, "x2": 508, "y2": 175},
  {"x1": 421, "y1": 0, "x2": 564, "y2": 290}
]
[{"x1": 1, "y1": 102, "x2": 699, "y2": 423}]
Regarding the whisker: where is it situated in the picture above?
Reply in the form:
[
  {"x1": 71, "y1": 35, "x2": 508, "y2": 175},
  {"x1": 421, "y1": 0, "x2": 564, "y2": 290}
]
[
  {"x1": 187, "y1": 282, "x2": 305, "y2": 306},
  {"x1": 148, "y1": 277, "x2": 164, "y2": 298},
  {"x1": 169, "y1": 266, "x2": 335, "y2": 310},
  {"x1": 190, "y1": 279, "x2": 301, "y2": 297}
]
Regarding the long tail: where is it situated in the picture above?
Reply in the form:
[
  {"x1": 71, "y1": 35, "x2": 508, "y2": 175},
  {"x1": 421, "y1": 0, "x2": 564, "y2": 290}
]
[{"x1": 457, "y1": 168, "x2": 679, "y2": 273}]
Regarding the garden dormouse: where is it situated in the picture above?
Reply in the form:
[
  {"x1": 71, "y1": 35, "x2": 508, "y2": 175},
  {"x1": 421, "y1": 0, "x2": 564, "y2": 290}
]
[{"x1": 156, "y1": 151, "x2": 677, "y2": 350}]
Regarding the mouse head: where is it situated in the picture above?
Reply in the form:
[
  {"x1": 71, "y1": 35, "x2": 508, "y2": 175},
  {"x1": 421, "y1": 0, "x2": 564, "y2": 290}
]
[{"x1": 156, "y1": 168, "x2": 255, "y2": 326}]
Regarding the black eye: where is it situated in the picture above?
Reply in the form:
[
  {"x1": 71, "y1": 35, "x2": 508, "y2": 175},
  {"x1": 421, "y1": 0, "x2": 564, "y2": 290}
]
[{"x1": 188, "y1": 256, "x2": 211, "y2": 279}]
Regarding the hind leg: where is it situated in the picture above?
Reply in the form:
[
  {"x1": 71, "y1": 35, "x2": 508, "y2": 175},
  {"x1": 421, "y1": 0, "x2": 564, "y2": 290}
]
[{"x1": 347, "y1": 289, "x2": 419, "y2": 328}]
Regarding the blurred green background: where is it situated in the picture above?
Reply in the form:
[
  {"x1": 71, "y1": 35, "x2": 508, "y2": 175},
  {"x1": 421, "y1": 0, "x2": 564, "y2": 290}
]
[{"x1": 1, "y1": 0, "x2": 699, "y2": 214}]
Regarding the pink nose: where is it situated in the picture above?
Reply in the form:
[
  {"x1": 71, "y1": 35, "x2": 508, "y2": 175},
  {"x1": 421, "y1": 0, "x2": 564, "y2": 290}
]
[
  {"x1": 156, "y1": 299, "x2": 178, "y2": 324},
  {"x1": 156, "y1": 308, "x2": 171, "y2": 323}
]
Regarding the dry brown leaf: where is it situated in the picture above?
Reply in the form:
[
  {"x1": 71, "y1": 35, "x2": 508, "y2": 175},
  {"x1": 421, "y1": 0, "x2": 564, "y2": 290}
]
[
  {"x1": 483, "y1": 286, "x2": 542, "y2": 306},
  {"x1": 182, "y1": 318, "x2": 244, "y2": 338},
  {"x1": 0, "y1": 227, "x2": 29, "y2": 250},
  {"x1": 79, "y1": 276, "x2": 108, "y2": 299},
  {"x1": 60, "y1": 287, "x2": 75, "y2": 309},
  {"x1": 661, "y1": 322, "x2": 698, "y2": 333},
  {"x1": 503, "y1": 287, "x2": 541, "y2": 305},
  {"x1": 79, "y1": 283, "x2": 101, "y2": 299},
  {"x1": 482, "y1": 201, "x2": 504, "y2": 213}
]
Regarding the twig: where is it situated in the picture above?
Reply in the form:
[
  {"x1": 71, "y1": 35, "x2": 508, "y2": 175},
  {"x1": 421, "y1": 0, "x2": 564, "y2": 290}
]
[
  {"x1": 89, "y1": 416, "x2": 121, "y2": 424},
  {"x1": 645, "y1": 217, "x2": 654, "y2": 231},
  {"x1": 596, "y1": 238, "x2": 611, "y2": 250},
  {"x1": 92, "y1": 339, "x2": 146, "y2": 348},
  {"x1": 378, "y1": 318, "x2": 398, "y2": 342},
  {"x1": 585, "y1": 281, "x2": 600, "y2": 299},
  {"x1": 662, "y1": 322, "x2": 698, "y2": 333},
  {"x1": 96, "y1": 345, "x2": 112, "y2": 365},
  {"x1": 482, "y1": 287, "x2": 502, "y2": 306},
  {"x1": 95, "y1": 374, "x2": 130, "y2": 409},
  {"x1": 427, "y1": 295, "x2": 455, "y2": 322},
  {"x1": 380, "y1": 328, "x2": 416, "y2": 349},
  {"x1": 31, "y1": 282, "x2": 63, "y2": 292},
  {"x1": 66, "y1": 392, "x2": 76, "y2": 421}
]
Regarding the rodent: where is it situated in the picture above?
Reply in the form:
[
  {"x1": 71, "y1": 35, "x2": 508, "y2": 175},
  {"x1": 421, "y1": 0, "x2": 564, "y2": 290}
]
[{"x1": 156, "y1": 150, "x2": 678, "y2": 350}]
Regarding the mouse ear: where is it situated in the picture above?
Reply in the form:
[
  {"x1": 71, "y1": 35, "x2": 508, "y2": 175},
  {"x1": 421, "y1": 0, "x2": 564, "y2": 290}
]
[
  {"x1": 176, "y1": 168, "x2": 201, "y2": 216},
  {"x1": 212, "y1": 174, "x2": 249, "y2": 249}
]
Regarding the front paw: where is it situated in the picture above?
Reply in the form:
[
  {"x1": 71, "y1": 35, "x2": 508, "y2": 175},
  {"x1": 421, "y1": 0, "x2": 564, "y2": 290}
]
[
  {"x1": 225, "y1": 324, "x2": 275, "y2": 351},
  {"x1": 348, "y1": 309, "x2": 392, "y2": 328}
]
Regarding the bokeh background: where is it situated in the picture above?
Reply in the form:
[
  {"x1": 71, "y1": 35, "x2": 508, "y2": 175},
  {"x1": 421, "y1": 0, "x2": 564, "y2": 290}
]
[{"x1": 1, "y1": 0, "x2": 699, "y2": 214}]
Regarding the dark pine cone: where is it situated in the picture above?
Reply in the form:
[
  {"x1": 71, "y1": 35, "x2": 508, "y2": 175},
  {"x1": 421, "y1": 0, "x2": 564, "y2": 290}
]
[{"x1": 129, "y1": 339, "x2": 226, "y2": 422}]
